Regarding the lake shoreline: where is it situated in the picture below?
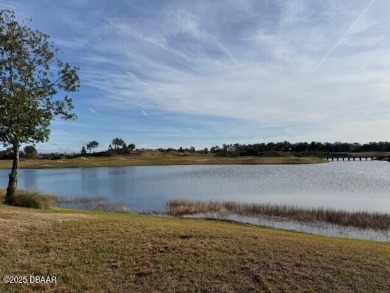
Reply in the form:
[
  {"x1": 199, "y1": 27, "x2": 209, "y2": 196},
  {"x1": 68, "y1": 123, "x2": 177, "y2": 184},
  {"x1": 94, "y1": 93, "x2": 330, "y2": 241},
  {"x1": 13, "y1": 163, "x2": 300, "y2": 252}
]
[
  {"x1": 168, "y1": 199, "x2": 390, "y2": 242},
  {"x1": 0, "y1": 153, "x2": 326, "y2": 169},
  {"x1": 1, "y1": 203, "x2": 389, "y2": 292},
  {"x1": 11, "y1": 198, "x2": 390, "y2": 242},
  {"x1": 182, "y1": 213, "x2": 390, "y2": 242},
  {"x1": 167, "y1": 199, "x2": 390, "y2": 230},
  {"x1": 3, "y1": 190, "x2": 388, "y2": 242}
]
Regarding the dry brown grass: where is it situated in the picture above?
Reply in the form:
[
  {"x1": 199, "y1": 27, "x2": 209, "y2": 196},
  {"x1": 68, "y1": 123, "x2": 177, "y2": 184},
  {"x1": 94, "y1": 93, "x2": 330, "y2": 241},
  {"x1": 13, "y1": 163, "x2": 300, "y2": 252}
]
[
  {"x1": 168, "y1": 199, "x2": 390, "y2": 231},
  {"x1": 0, "y1": 205, "x2": 92, "y2": 233},
  {"x1": 0, "y1": 204, "x2": 389, "y2": 292}
]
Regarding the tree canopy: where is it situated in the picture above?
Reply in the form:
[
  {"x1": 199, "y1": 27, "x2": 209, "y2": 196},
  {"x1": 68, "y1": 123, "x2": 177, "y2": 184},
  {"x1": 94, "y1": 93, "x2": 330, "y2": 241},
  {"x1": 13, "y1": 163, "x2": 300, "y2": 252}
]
[
  {"x1": 86, "y1": 141, "x2": 99, "y2": 153},
  {"x1": 24, "y1": 145, "x2": 38, "y2": 159},
  {"x1": 111, "y1": 138, "x2": 125, "y2": 149},
  {"x1": 0, "y1": 9, "x2": 79, "y2": 203}
]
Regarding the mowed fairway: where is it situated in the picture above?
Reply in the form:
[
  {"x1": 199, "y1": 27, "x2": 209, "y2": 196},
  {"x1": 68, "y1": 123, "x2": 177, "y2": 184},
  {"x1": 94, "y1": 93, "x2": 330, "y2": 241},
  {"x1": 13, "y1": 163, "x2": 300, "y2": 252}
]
[
  {"x1": 0, "y1": 204, "x2": 389, "y2": 292},
  {"x1": 0, "y1": 152, "x2": 326, "y2": 169}
]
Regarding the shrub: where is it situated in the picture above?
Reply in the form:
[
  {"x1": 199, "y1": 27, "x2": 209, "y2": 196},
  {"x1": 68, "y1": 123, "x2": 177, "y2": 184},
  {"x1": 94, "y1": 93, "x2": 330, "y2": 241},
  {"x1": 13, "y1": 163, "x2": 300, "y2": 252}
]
[{"x1": 12, "y1": 191, "x2": 54, "y2": 209}]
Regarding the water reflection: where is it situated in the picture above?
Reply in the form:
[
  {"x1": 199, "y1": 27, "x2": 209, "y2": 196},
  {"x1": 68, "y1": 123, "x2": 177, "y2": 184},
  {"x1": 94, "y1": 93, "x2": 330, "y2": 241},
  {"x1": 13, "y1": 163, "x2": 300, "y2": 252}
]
[
  {"x1": 22, "y1": 169, "x2": 38, "y2": 190},
  {"x1": 0, "y1": 161, "x2": 388, "y2": 213}
]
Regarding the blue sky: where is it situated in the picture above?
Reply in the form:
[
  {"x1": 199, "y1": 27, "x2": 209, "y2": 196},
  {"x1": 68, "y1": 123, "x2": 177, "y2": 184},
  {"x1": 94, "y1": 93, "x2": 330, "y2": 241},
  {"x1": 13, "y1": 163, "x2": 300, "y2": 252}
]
[{"x1": 2, "y1": 0, "x2": 389, "y2": 153}]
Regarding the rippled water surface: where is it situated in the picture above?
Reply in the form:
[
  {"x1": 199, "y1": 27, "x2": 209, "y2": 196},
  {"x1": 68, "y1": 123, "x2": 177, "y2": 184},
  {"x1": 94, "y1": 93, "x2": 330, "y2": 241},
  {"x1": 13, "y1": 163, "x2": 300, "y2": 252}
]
[{"x1": 0, "y1": 161, "x2": 389, "y2": 212}]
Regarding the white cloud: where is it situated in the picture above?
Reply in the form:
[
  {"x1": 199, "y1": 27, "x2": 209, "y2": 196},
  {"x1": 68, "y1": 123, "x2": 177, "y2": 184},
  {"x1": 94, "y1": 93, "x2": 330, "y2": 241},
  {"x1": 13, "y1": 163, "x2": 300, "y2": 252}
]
[
  {"x1": 2, "y1": 0, "x2": 389, "y2": 149},
  {"x1": 88, "y1": 108, "x2": 102, "y2": 116}
]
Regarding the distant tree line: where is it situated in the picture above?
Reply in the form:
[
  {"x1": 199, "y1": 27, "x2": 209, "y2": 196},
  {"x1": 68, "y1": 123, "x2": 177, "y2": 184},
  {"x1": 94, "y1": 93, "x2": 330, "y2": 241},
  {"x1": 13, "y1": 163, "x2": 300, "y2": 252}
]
[
  {"x1": 156, "y1": 146, "x2": 209, "y2": 154},
  {"x1": 1, "y1": 140, "x2": 389, "y2": 160},
  {"x1": 0, "y1": 145, "x2": 38, "y2": 160},
  {"x1": 208, "y1": 141, "x2": 390, "y2": 157},
  {"x1": 147, "y1": 141, "x2": 390, "y2": 157},
  {"x1": 0, "y1": 137, "x2": 136, "y2": 160}
]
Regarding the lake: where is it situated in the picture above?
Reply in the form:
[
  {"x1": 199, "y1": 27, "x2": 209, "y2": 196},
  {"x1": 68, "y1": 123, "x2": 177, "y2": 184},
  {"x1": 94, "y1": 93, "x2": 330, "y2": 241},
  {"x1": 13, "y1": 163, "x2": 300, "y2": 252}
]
[{"x1": 0, "y1": 161, "x2": 389, "y2": 213}]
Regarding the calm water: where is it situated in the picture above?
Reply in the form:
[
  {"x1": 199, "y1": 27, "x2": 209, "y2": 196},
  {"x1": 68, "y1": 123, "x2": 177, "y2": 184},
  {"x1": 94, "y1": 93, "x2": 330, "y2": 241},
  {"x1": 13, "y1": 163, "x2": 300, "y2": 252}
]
[{"x1": 0, "y1": 161, "x2": 389, "y2": 213}]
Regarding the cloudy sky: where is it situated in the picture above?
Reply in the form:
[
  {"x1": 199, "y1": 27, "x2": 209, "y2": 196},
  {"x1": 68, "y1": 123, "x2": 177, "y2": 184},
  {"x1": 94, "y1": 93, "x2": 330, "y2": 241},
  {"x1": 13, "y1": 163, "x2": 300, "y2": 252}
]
[{"x1": 2, "y1": 0, "x2": 389, "y2": 152}]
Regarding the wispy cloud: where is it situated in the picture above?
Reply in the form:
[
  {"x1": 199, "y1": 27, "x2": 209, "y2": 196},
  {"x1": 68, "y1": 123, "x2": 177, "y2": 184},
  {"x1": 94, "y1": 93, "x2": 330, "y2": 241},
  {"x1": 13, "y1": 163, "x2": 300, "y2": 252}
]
[
  {"x1": 315, "y1": 0, "x2": 377, "y2": 70},
  {"x1": 88, "y1": 108, "x2": 102, "y2": 116},
  {"x1": 2, "y1": 0, "x2": 389, "y2": 151}
]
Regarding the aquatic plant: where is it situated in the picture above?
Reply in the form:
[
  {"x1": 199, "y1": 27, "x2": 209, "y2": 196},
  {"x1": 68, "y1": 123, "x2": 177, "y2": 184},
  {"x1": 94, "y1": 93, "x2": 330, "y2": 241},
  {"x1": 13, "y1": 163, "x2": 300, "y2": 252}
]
[{"x1": 167, "y1": 199, "x2": 390, "y2": 231}]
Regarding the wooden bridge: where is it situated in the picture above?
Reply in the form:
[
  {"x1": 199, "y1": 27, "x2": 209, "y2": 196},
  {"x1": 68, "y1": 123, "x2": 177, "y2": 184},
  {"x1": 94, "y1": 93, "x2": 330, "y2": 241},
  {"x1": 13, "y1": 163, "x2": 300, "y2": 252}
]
[{"x1": 324, "y1": 156, "x2": 375, "y2": 161}]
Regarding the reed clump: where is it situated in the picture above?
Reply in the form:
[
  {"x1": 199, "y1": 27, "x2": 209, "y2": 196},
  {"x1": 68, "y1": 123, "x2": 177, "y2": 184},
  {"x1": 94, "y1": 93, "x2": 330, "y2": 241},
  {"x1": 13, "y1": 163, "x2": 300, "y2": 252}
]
[
  {"x1": 0, "y1": 189, "x2": 55, "y2": 209},
  {"x1": 167, "y1": 199, "x2": 390, "y2": 231}
]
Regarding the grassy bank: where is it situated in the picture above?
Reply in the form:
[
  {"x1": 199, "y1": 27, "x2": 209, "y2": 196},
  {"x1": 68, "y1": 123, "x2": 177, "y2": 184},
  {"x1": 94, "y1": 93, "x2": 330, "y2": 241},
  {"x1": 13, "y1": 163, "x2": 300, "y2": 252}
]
[
  {"x1": 0, "y1": 204, "x2": 389, "y2": 292},
  {"x1": 168, "y1": 200, "x2": 390, "y2": 231},
  {"x1": 0, "y1": 152, "x2": 326, "y2": 169}
]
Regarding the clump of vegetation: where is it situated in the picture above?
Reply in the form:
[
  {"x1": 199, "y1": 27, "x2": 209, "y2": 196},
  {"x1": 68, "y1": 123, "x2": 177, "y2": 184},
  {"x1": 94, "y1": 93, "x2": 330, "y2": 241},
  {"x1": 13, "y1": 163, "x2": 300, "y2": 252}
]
[
  {"x1": 0, "y1": 189, "x2": 54, "y2": 209},
  {"x1": 14, "y1": 191, "x2": 54, "y2": 209},
  {"x1": 168, "y1": 199, "x2": 390, "y2": 231}
]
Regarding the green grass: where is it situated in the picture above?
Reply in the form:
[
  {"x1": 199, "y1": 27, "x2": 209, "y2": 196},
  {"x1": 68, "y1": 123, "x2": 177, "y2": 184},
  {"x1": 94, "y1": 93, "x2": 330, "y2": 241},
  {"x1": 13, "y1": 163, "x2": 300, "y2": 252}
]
[
  {"x1": 168, "y1": 199, "x2": 390, "y2": 230},
  {"x1": 0, "y1": 204, "x2": 389, "y2": 292},
  {"x1": 0, "y1": 152, "x2": 326, "y2": 169}
]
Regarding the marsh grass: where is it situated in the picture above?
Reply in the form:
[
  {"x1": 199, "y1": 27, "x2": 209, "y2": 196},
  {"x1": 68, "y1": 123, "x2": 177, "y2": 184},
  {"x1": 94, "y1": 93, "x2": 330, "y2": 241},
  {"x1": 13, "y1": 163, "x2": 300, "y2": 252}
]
[
  {"x1": 0, "y1": 189, "x2": 54, "y2": 209},
  {"x1": 168, "y1": 199, "x2": 390, "y2": 231},
  {"x1": 55, "y1": 195, "x2": 130, "y2": 213},
  {"x1": 0, "y1": 190, "x2": 129, "y2": 212}
]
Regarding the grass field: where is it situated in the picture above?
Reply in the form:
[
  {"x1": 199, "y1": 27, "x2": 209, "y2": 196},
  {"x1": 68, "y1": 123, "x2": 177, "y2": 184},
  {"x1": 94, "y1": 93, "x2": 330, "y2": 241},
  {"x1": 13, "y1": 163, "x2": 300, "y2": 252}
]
[
  {"x1": 0, "y1": 152, "x2": 326, "y2": 169},
  {"x1": 0, "y1": 203, "x2": 389, "y2": 292}
]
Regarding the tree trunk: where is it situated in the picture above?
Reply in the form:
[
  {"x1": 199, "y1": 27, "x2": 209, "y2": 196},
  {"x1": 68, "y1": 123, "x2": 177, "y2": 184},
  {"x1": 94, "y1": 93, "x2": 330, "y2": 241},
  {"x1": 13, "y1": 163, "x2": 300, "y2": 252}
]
[{"x1": 5, "y1": 145, "x2": 19, "y2": 205}]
